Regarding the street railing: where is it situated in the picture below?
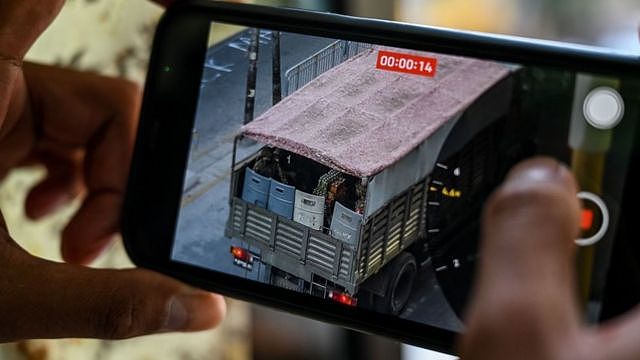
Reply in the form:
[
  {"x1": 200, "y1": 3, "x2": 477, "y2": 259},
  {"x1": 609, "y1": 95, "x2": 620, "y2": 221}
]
[{"x1": 284, "y1": 40, "x2": 373, "y2": 96}]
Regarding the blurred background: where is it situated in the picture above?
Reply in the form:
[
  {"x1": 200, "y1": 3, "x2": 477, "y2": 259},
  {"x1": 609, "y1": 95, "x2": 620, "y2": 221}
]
[{"x1": 0, "y1": 0, "x2": 637, "y2": 359}]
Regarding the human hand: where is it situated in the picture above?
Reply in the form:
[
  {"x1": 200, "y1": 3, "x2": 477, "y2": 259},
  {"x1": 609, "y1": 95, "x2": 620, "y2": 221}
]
[
  {"x1": 0, "y1": 1, "x2": 177, "y2": 266},
  {"x1": 0, "y1": 223, "x2": 226, "y2": 341},
  {"x1": 0, "y1": 0, "x2": 225, "y2": 341},
  {"x1": 460, "y1": 158, "x2": 640, "y2": 359}
]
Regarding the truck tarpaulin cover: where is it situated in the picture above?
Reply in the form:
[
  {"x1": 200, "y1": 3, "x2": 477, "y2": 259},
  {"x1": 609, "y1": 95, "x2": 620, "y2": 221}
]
[{"x1": 241, "y1": 46, "x2": 510, "y2": 178}]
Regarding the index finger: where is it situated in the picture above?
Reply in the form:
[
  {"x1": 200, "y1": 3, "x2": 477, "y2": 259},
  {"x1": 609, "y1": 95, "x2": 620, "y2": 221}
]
[
  {"x1": 22, "y1": 63, "x2": 140, "y2": 264},
  {"x1": 460, "y1": 157, "x2": 582, "y2": 358}
]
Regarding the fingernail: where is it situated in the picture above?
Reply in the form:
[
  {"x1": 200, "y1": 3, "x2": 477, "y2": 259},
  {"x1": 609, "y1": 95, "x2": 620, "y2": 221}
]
[
  {"x1": 506, "y1": 157, "x2": 576, "y2": 193},
  {"x1": 162, "y1": 293, "x2": 193, "y2": 331}
]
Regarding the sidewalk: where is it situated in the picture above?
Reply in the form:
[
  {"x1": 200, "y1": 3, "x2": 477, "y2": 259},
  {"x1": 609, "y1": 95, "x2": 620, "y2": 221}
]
[{"x1": 183, "y1": 127, "x2": 263, "y2": 208}]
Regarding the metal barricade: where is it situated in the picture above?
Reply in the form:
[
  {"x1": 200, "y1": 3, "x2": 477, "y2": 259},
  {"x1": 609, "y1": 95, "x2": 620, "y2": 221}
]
[{"x1": 284, "y1": 40, "x2": 373, "y2": 96}]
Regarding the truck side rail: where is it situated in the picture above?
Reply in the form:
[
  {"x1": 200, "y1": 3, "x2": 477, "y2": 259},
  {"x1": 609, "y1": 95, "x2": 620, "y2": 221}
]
[{"x1": 357, "y1": 177, "x2": 429, "y2": 280}]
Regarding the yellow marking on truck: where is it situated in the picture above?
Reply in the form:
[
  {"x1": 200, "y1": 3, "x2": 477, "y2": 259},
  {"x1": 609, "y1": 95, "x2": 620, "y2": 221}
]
[{"x1": 442, "y1": 187, "x2": 462, "y2": 198}]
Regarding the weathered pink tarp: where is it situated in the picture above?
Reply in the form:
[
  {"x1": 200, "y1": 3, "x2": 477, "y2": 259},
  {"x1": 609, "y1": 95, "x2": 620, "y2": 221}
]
[{"x1": 242, "y1": 46, "x2": 510, "y2": 177}]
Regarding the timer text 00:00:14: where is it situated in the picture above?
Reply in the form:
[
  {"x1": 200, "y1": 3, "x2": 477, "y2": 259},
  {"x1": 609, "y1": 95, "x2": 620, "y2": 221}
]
[{"x1": 376, "y1": 50, "x2": 438, "y2": 77}]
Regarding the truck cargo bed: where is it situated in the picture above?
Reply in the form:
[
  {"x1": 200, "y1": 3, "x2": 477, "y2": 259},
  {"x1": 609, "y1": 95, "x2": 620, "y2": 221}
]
[
  {"x1": 227, "y1": 196, "x2": 359, "y2": 293},
  {"x1": 226, "y1": 166, "x2": 429, "y2": 295}
]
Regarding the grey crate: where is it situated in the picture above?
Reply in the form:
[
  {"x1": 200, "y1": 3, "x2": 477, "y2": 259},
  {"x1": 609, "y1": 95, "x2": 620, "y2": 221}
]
[{"x1": 330, "y1": 202, "x2": 363, "y2": 246}]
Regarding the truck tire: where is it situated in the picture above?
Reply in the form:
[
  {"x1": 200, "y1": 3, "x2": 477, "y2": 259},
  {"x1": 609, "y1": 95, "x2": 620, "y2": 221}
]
[{"x1": 374, "y1": 252, "x2": 417, "y2": 315}]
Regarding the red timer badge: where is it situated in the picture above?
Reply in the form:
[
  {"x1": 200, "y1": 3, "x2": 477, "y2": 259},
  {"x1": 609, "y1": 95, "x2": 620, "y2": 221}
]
[{"x1": 376, "y1": 50, "x2": 438, "y2": 77}]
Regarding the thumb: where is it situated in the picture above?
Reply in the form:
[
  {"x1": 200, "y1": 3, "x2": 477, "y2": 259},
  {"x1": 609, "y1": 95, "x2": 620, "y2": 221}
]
[
  {"x1": 461, "y1": 157, "x2": 582, "y2": 359},
  {"x1": 0, "y1": 241, "x2": 225, "y2": 342}
]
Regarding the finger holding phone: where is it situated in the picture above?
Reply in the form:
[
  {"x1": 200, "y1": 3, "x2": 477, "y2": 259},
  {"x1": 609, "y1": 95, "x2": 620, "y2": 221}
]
[
  {"x1": 0, "y1": 0, "x2": 224, "y2": 342},
  {"x1": 2, "y1": 4, "x2": 640, "y2": 360}
]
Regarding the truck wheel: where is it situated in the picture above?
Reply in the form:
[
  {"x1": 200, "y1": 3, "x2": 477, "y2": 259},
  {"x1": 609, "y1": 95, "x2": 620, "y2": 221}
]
[{"x1": 374, "y1": 252, "x2": 417, "y2": 315}]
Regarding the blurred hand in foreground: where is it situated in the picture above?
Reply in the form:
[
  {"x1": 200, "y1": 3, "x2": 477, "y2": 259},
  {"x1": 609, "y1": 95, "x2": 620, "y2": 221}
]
[
  {"x1": 0, "y1": 0, "x2": 225, "y2": 342},
  {"x1": 461, "y1": 158, "x2": 640, "y2": 360}
]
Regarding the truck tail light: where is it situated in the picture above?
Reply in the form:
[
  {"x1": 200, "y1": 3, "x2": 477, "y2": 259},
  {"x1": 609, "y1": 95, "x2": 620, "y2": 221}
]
[
  {"x1": 328, "y1": 290, "x2": 357, "y2": 307},
  {"x1": 230, "y1": 246, "x2": 254, "y2": 264}
]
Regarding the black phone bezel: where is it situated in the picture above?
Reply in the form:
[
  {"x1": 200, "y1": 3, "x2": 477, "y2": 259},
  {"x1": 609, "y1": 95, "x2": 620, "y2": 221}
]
[{"x1": 122, "y1": 1, "x2": 640, "y2": 354}]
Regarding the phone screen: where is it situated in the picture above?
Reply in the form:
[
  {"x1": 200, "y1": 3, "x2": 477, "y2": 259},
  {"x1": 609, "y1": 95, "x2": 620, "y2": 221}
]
[{"x1": 171, "y1": 22, "x2": 638, "y2": 332}]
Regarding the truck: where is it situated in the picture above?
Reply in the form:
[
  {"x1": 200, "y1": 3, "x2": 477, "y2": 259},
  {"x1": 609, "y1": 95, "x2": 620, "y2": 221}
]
[{"x1": 225, "y1": 42, "x2": 518, "y2": 315}]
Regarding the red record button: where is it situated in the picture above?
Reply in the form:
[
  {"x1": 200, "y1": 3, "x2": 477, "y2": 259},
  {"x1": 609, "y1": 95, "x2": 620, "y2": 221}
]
[
  {"x1": 575, "y1": 192, "x2": 609, "y2": 246},
  {"x1": 581, "y1": 208, "x2": 594, "y2": 231}
]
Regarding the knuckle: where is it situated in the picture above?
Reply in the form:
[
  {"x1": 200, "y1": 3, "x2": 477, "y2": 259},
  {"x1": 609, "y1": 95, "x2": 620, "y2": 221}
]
[
  {"x1": 93, "y1": 274, "x2": 164, "y2": 339},
  {"x1": 116, "y1": 79, "x2": 142, "y2": 100},
  {"x1": 96, "y1": 289, "x2": 137, "y2": 339},
  {"x1": 105, "y1": 78, "x2": 141, "y2": 116}
]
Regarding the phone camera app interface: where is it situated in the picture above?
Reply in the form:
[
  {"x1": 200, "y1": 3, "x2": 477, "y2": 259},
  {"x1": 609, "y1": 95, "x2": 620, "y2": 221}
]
[{"x1": 172, "y1": 23, "x2": 638, "y2": 331}]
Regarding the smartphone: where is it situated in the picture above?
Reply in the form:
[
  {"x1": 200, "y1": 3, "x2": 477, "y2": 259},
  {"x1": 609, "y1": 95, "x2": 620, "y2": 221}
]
[{"x1": 123, "y1": 0, "x2": 640, "y2": 353}]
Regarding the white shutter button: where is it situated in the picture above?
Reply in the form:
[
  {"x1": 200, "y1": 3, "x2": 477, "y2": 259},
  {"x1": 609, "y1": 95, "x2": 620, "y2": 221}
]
[{"x1": 583, "y1": 87, "x2": 624, "y2": 130}]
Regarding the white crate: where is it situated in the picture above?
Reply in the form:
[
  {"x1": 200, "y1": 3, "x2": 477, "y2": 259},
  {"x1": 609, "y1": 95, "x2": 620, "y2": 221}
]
[{"x1": 293, "y1": 190, "x2": 325, "y2": 231}]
